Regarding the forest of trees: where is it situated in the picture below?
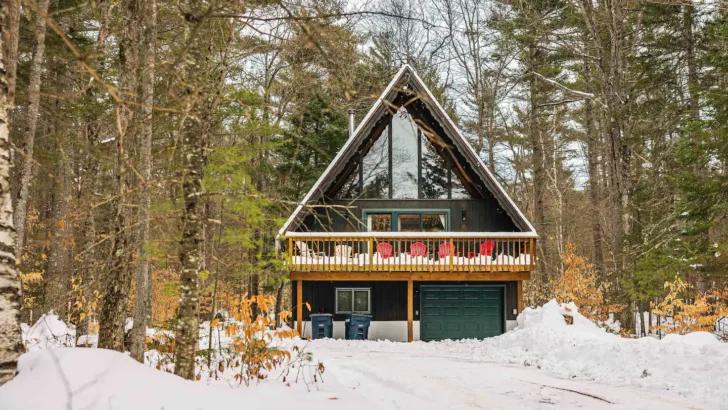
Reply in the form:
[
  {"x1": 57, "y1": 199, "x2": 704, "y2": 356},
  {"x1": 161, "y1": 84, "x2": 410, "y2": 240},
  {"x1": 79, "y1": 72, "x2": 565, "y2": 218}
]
[{"x1": 0, "y1": 0, "x2": 726, "y2": 382}]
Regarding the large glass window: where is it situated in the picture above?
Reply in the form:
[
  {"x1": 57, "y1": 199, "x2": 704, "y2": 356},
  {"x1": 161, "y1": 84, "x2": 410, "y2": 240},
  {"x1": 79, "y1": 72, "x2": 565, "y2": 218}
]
[
  {"x1": 336, "y1": 288, "x2": 370, "y2": 313},
  {"x1": 362, "y1": 130, "x2": 389, "y2": 198},
  {"x1": 334, "y1": 169, "x2": 360, "y2": 199},
  {"x1": 332, "y1": 108, "x2": 477, "y2": 200},
  {"x1": 451, "y1": 175, "x2": 471, "y2": 199},
  {"x1": 391, "y1": 109, "x2": 419, "y2": 199},
  {"x1": 421, "y1": 134, "x2": 449, "y2": 199}
]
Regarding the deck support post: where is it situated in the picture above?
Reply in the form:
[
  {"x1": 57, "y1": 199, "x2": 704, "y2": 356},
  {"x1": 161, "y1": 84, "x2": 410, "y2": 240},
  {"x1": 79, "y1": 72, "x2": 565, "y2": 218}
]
[
  {"x1": 407, "y1": 279, "x2": 413, "y2": 342},
  {"x1": 517, "y1": 280, "x2": 523, "y2": 315},
  {"x1": 297, "y1": 280, "x2": 303, "y2": 336}
]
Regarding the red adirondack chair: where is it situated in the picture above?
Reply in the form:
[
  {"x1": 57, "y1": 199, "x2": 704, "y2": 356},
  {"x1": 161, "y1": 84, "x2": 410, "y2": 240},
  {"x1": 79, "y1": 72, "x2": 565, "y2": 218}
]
[
  {"x1": 409, "y1": 242, "x2": 428, "y2": 257},
  {"x1": 438, "y1": 242, "x2": 460, "y2": 258},
  {"x1": 376, "y1": 242, "x2": 394, "y2": 259},
  {"x1": 480, "y1": 240, "x2": 496, "y2": 256}
]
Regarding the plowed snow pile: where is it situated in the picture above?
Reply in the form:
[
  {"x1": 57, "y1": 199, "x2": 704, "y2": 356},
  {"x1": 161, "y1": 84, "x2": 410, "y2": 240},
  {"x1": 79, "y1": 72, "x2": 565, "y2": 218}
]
[
  {"x1": 470, "y1": 300, "x2": 726, "y2": 399},
  {"x1": 314, "y1": 300, "x2": 727, "y2": 406}
]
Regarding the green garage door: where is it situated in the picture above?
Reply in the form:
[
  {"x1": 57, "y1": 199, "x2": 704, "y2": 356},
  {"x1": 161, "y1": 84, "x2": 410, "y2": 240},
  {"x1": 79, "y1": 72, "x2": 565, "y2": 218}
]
[{"x1": 420, "y1": 286, "x2": 504, "y2": 341}]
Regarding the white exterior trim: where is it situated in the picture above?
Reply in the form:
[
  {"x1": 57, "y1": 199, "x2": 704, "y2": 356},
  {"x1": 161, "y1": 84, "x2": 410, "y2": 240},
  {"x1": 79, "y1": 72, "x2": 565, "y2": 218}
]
[
  {"x1": 302, "y1": 320, "x2": 518, "y2": 341},
  {"x1": 279, "y1": 64, "x2": 537, "y2": 237},
  {"x1": 302, "y1": 320, "x2": 420, "y2": 342}
]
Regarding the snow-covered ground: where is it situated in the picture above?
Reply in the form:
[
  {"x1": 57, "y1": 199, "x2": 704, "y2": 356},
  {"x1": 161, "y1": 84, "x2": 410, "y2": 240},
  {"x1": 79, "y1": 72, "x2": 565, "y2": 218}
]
[{"x1": 3, "y1": 300, "x2": 726, "y2": 409}]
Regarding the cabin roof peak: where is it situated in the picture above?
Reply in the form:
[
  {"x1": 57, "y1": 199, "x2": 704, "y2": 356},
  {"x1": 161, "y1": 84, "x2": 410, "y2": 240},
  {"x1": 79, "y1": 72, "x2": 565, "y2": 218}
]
[{"x1": 279, "y1": 64, "x2": 536, "y2": 236}]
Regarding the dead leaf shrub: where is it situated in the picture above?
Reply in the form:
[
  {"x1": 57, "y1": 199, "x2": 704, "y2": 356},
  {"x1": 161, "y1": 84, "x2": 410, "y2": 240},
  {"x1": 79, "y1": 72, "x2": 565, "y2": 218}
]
[
  {"x1": 551, "y1": 243, "x2": 623, "y2": 326},
  {"x1": 219, "y1": 294, "x2": 299, "y2": 386},
  {"x1": 651, "y1": 277, "x2": 728, "y2": 339}
]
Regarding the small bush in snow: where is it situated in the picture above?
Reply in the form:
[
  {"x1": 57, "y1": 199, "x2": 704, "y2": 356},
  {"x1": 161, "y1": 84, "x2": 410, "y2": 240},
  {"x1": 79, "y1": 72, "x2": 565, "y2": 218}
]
[
  {"x1": 223, "y1": 295, "x2": 298, "y2": 386},
  {"x1": 651, "y1": 277, "x2": 728, "y2": 339},
  {"x1": 551, "y1": 243, "x2": 624, "y2": 326}
]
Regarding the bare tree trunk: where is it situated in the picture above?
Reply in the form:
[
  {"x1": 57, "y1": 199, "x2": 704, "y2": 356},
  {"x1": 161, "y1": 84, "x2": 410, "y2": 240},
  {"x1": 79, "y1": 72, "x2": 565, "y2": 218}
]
[
  {"x1": 130, "y1": 0, "x2": 156, "y2": 363},
  {"x1": 74, "y1": 0, "x2": 110, "y2": 346},
  {"x1": 0, "y1": 16, "x2": 23, "y2": 384},
  {"x1": 206, "y1": 253, "x2": 218, "y2": 368},
  {"x1": 486, "y1": 105, "x2": 496, "y2": 173},
  {"x1": 249, "y1": 259, "x2": 260, "y2": 321},
  {"x1": 683, "y1": 5, "x2": 698, "y2": 122},
  {"x1": 74, "y1": 208, "x2": 96, "y2": 346},
  {"x1": 584, "y1": 56, "x2": 603, "y2": 271},
  {"x1": 3, "y1": 0, "x2": 19, "y2": 124},
  {"x1": 528, "y1": 43, "x2": 547, "y2": 281},
  {"x1": 13, "y1": 0, "x2": 51, "y2": 257},
  {"x1": 43, "y1": 138, "x2": 72, "y2": 317},
  {"x1": 43, "y1": 64, "x2": 75, "y2": 318},
  {"x1": 98, "y1": 0, "x2": 140, "y2": 351},
  {"x1": 681, "y1": 3, "x2": 710, "y2": 293},
  {"x1": 274, "y1": 282, "x2": 284, "y2": 327}
]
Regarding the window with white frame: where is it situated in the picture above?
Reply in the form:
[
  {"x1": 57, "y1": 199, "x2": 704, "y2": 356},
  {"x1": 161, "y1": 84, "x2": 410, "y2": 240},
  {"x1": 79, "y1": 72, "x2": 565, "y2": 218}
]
[{"x1": 335, "y1": 288, "x2": 371, "y2": 314}]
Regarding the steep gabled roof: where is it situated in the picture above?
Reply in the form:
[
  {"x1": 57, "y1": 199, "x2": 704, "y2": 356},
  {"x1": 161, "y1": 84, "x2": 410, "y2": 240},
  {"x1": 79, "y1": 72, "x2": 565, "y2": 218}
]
[{"x1": 279, "y1": 64, "x2": 536, "y2": 235}]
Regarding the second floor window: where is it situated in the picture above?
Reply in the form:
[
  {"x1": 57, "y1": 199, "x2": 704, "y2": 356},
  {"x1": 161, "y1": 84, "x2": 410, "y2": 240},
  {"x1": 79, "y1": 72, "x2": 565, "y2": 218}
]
[{"x1": 364, "y1": 210, "x2": 448, "y2": 233}]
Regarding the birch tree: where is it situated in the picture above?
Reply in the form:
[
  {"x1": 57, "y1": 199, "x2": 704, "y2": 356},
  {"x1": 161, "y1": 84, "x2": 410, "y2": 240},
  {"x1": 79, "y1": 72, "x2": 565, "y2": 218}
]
[
  {"x1": 173, "y1": 0, "x2": 211, "y2": 379},
  {"x1": 3, "y1": 0, "x2": 19, "y2": 122},
  {"x1": 0, "y1": 6, "x2": 22, "y2": 384}
]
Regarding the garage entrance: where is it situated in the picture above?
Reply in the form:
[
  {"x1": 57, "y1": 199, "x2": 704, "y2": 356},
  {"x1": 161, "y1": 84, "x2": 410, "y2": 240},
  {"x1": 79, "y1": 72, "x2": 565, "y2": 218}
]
[{"x1": 420, "y1": 285, "x2": 505, "y2": 341}]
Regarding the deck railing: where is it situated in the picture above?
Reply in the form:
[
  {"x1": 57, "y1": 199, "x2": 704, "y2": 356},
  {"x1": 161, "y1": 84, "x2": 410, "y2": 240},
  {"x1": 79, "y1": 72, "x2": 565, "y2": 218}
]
[{"x1": 285, "y1": 232, "x2": 537, "y2": 273}]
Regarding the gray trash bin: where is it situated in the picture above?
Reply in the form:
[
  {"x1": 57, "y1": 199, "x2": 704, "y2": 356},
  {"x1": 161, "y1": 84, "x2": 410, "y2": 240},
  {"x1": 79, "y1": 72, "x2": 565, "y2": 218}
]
[
  {"x1": 344, "y1": 314, "x2": 372, "y2": 340},
  {"x1": 309, "y1": 313, "x2": 334, "y2": 339}
]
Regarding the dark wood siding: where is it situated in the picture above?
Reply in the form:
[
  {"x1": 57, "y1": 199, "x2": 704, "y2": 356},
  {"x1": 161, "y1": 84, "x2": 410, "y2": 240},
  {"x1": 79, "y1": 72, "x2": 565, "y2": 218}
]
[
  {"x1": 294, "y1": 281, "x2": 408, "y2": 321},
  {"x1": 292, "y1": 280, "x2": 519, "y2": 322},
  {"x1": 298, "y1": 199, "x2": 519, "y2": 233}
]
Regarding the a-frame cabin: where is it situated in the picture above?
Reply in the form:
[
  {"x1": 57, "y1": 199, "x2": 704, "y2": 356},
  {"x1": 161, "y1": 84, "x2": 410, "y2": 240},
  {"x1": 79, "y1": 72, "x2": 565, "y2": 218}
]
[{"x1": 279, "y1": 65, "x2": 538, "y2": 342}]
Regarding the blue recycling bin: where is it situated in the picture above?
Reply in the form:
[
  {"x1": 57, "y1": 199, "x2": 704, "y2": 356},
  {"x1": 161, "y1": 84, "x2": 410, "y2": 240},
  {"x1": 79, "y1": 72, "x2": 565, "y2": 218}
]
[
  {"x1": 309, "y1": 313, "x2": 334, "y2": 339},
  {"x1": 345, "y1": 314, "x2": 372, "y2": 340}
]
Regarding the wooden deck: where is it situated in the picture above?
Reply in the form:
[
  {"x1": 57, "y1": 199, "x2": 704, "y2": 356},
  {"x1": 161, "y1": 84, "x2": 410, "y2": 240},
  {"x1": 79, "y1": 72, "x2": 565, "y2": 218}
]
[
  {"x1": 286, "y1": 232, "x2": 537, "y2": 341},
  {"x1": 285, "y1": 232, "x2": 537, "y2": 273}
]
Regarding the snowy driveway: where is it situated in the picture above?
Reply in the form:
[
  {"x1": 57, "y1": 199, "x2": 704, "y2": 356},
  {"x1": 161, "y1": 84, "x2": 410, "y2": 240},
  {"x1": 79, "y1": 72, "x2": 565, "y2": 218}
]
[
  {"x1": 5, "y1": 303, "x2": 724, "y2": 410},
  {"x1": 308, "y1": 339, "x2": 708, "y2": 410},
  {"x1": 0, "y1": 340, "x2": 717, "y2": 410}
]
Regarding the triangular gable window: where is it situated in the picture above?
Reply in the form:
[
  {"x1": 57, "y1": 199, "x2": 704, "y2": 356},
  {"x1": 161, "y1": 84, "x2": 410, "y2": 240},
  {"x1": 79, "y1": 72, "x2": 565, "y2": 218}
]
[
  {"x1": 334, "y1": 107, "x2": 473, "y2": 200},
  {"x1": 279, "y1": 65, "x2": 537, "y2": 235}
]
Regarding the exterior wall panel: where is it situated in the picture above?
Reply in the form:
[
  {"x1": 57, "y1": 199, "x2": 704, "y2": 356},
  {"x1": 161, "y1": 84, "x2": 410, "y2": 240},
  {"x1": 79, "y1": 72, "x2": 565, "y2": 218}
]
[
  {"x1": 292, "y1": 280, "x2": 519, "y2": 323},
  {"x1": 299, "y1": 199, "x2": 520, "y2": 233}
]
